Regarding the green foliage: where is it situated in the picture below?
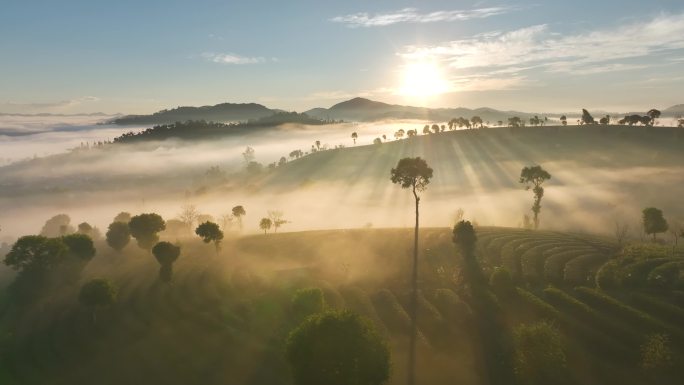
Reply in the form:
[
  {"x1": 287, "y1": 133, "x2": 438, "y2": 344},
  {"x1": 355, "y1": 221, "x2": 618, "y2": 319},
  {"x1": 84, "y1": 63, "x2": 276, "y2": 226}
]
[
  {"x1": 128, "y1": 213, "x2": 166, "y2": 250},
  {"x1": 195, "y1": 221, "x2": 224, "y2": 251},
  {"x1": 106, "y1": 221, "x2": 131, "y2": 252},
  {"x1": 152, "y1": 242, "x2": 180, "y2": 266},
  {"x1": 513, "y1": 321, "x2": 568, "y2": 385},
  {"x1": 285, "y1": 310, "x2": 390, "y2": 385},
  {"x1": 519, "y1": 165, "x2": 551, "y2": 229},
  {"x1": 61, "y1": 233, "x2": 96, "y2": 260},
  {"x1": 79, "y1": 278, "x2": 117, "y2": 308},
  {"x1": 642, "y1": 208, "x2": 669, "y2": 240},
  {"x1": 40, "y1": 214, "x2": 74, "y2": 237},
  {"x1": 291, "y1": 288, "x2": 326, "y2": 320},
  {"x1": 259, "y1": 218, "x2": 272, "y2": 234},
  {"x1": 390, "y1": 157, "x2": 433, "y2": 192},
  {"x1": 4, "y1": 235, "x2": 67, "y2": 272}
]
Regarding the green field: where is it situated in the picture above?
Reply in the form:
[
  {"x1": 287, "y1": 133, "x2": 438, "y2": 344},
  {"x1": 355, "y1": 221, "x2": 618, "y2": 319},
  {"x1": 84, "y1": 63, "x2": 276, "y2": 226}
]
[{"x1": 1, "y1": 227, "x2": 683, "y2": 385}]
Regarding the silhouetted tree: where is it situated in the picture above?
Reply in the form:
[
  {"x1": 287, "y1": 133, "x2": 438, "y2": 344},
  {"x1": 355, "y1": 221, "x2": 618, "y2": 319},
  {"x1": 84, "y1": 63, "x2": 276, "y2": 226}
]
[
  {"x1": 560, "y1": 115, "x2": 567, "y2": 126},
  {"x1": 40, "y1": 214, "x2": 74, "y2": 237},
  {"x1": 508, "y1": 117, "x2": 522, "y2": 127},
  {"x1": 580, "y1": 109, "x2": 595, "y2": 125},
  {"x1": 113, "y1": 212, "x2": 131, "y2": 223},
  {"x1": 390, "y1": 157, "x2": 433, "y2": 385},
  {"x1": 79, "y1": 278, "x2": 117, "y2": 324},
  {"x1": 373, "y1": 138, "x2": 382, "y2": 145},
  {"x1": 431, "y1": 124, "x2": 440, "y2": 134},
  {"x1": 453, "y1": 220, "x2": 484, "y2": 286},
  {"x1": 232, "y1": 205, "x2": 246, "y2": 230},
  {"x1": 647, "y1": 109, "x2": 661, "y2": 125},
  {"x1": 62, "y1": 233, "x2": 96, "y2": 261},
  {"x1": 178, "y1": 204, "x2": 199, "y2": 229},
  {"x1": 285, "y1": 311, "x2": 390, "y2": 385},
  {"x1": 259, "y1": 218, "x2": 272, "y2": 234},
  {"x1": 268, "y1": 210, "x2": 288, "y2": 232},
  {"x1": 128, "y1": 213, "x2": 166, "y2": 251},
  {"x1": 423, "y1": 125, "x2": 430, "y2": 134},
  {"x1": 519, "y1": 165, "x2": 551, "y2": 229},
  {"x1": 471, "y1": 116, "x2": 483, "y2": 128},
  {"x1": 152, "y1": 241, "x2": 180, "y2": 283},
  {"x1": 195, "y1": 221, "x2": 224, "y2": 254},
  {"x1": 351, "y1": 132, "x2": 358, "y2": 145},
  {"x1": 4, "y1": 235, "x2": 67, "y2": 272},
  {"x1": 642, "y1": 207, "x2": 669, "y2": 242},
  {"x1": 406, "y1": 129, "x2": 416, "y2": 137},
  {"x1": 106, "y1": 222, "x2": 130, "y2": 252}
]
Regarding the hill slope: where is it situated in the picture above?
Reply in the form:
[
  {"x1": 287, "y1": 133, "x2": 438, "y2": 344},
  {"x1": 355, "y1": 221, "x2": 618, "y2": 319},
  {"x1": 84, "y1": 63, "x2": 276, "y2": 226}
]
[{"x1": 110, "y1": 102, "x2": 278, "y2": 125}]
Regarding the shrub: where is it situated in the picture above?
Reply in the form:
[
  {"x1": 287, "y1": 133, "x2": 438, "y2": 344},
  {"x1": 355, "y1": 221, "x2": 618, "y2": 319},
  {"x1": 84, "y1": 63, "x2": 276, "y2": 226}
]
[
  {"x1": 291, "y1": 288, "x2": 326, "y2": 320},
  {"x1": 513, "y1": 321, "x2": 568, "y2": 385},
  {"x1": 490, "y1": 267, "x2": 515, "y2": 298}
]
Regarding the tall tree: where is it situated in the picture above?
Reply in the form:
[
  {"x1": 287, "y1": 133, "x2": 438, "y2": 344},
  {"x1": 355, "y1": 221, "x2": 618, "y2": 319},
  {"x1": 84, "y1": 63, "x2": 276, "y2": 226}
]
[
  {"x1": 232, "y1": 205, "x2": 246, "y2": 230},
  {"x1": 351, "y1": 132, "x2": 358, "y2": 145},
  {"x1": 642, "y1": 207, "x2": 668, "y2": 241},
  {"x1": 519, "y1": 165, "x2": 552, "y2": 229},
  {"x1": 390, "y1": 157, "x2": 433, "y2": 385}
]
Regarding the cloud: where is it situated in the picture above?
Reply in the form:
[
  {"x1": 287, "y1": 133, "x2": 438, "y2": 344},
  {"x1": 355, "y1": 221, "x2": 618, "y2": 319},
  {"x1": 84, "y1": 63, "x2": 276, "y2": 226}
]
[
  {"x1": 399, "y1": 13, "x2": 684, "y2": 76},
  {"x1": 1, "y1": 96, "x2": 101, "y2": 113},
  {"x1": 201, "y1": 52, "x2": 270, "y2": 65},
  {"x1": 331, "y1": 7, "x2": 511, "y2": 28}
]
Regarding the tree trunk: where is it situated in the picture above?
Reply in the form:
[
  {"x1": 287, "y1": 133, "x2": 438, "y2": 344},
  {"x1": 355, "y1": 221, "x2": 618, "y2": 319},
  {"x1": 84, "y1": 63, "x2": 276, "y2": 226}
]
[{"x1": 408, "y1": 187, "x2": 419, "y2": 385}]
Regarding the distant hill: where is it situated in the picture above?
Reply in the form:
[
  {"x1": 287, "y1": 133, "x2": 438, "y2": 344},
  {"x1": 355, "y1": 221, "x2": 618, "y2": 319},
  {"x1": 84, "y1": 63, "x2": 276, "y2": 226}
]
[
  {"x1": 110, "y1": 102, "x2": 277, "y2": 125},
  {"x1": 304, "y1": 97, "x2": 536, "y2": 122},
  {"x1": 664, "y1": 104, "x2": 684, "y2": 116}
]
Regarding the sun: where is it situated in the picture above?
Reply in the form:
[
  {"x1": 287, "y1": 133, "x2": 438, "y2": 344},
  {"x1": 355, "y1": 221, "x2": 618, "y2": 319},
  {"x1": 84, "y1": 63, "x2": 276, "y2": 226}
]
[{"x1": 398, "y1": 61, "x2": 451, "y2": 99}]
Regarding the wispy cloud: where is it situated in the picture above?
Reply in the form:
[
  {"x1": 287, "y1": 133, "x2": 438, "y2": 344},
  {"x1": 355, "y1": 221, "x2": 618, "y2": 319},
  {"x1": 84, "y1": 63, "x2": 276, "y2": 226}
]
[
  {"x1": 201, "y1": 52, "x2": 272, "y2": 65},
  {"x1": 399, "y1": 13, "x2": 684, "y2": 75},
  {"x1": 1, "y1": 96, "x2": 100, "y2": 112},
  {"x1": 331, "y1": 7, "x2": 511, "y2": 28}
]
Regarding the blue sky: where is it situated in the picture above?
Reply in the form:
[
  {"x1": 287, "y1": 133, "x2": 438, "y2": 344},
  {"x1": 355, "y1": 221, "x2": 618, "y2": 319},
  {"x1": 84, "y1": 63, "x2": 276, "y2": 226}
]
[{"x1": 1, "y1": 0, "x2": 683, "y2": 114}]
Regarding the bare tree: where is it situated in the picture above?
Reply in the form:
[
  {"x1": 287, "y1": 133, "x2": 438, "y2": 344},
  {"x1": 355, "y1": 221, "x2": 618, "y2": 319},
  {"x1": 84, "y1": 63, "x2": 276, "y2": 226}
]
[
  {"x1": 614, "y1": 220, "x2": 631, "y2": 248},
  {"x1": 178, "y1": 204, "x2": 200, "y2": 230},
  {"x1": 268, "y1": 210, "x2": 289, "y2": 232}
]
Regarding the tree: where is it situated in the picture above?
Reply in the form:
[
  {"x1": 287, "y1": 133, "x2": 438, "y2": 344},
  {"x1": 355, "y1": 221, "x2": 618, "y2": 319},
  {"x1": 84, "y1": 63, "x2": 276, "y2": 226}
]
[
  {"x1": 77, "y1": 222, "x2": 93, "y2": 235},
  {"x1": 152, "y1": 241, "x2": 180, "y2": 283},
  {"x1": 285, "y1": 311, "x2": 390, "y2": 385},
  {"x1": 580, "y1": 109, "x2": 595, "y2": 125},
  {"x1": 279, "y1": 156, "x2": 288, "y2": 167},
  {"x1": 242, "y1": 146, "x2": 255, "y2": 164},
  {"x1": 291, "y1": 287, "x2": 326, "y2": 320},
  {"x1": 62, "y1": 233, "x2": 96, "y2": 261},
  {"x1": 599, "y1": 115, "x2": 610, "y2": 125},
  {"x1": 232, "y1": 205, "x2": 246, "y2": 230},
  {"x1": 259, "y1": 218, "x2": 272, "y2": 234},
  {"x1": 614, "y1": 221, "x2": 631, "y2": 248},
  {"x1": 508, "y1": 117, "x2": 522, "y2": 127},
  {"x1": 106, "y1": 221, "x2": 130, "y2": 252},
  {"x1": 373, "y1": 137, "x2": 382, "y2": 145},
  {"x1": 113, "y1": 212, "x2": 131, "y2": 223},
  {"x1": 642, "y1": 207, "x2": 668, "y2": 241},
  {"x1": 519, "y1": 165, "x2": 552, "y2": 230},
  {"x1": 390, "y1": 156, "x2": 433, "y2": 385},
  {"x1": 351, "y1": 132, "x2": 358, "y2": 145},
  {"x1": 178, "y1": 204, "x2": 200, "y2": 229},
  {"x1": 40, "y1": 214, "x2": 74, "y2": 237},
  {"x1": 560, "y1": 115, "x2": 567, "y2": 126},
  {"x1": 246, "y1": 161, "x2": 263, "y2": 174},
  {"x1": 513, "y1": 321, "x2": 568, "y2": 385},
  {"x1": 79, "y1": 278, "x2": 117, "y2": 323},
  {"x1": 453, "y1": 220, "x2": 484, "y2": 286},
  {"x1": 647, "y1": 109, "x2": 661, "y2": 125},
  {"x1": 422, "y1": 125, "x2": 430, "y2": 135},
  {"x1": 128, "y1": 213, "x2": 166, "y2": 251},
  {"x1": 4, "y1": 235, "x2": 67, "y2": 272},
  {"x1": 268, "y1": 210, "x2": 288, "y2": 232},
  {"x1": 472, "y1": 116, "x2": 483, "y2": 128},
  {"x1": 195, "y1": 221, "x2": 224, "y2": 254}
]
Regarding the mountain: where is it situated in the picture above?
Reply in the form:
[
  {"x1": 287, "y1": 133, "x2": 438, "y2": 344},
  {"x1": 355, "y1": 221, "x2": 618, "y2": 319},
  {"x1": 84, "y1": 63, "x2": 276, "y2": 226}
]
[
  {"x1": 110, "y1": 102, "x2": 277, "y2": 125},
  {"x1": 664, "y1": 104, "x2": 684, "y2": 116},
  {"x1": 304, "y1": 97, "x2": 536, "y2": 122}
]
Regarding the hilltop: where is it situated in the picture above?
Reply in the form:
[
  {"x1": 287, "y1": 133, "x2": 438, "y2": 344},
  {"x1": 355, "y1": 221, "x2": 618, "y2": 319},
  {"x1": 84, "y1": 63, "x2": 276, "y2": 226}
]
[{"x1": 304, "y1": 97, "x2": 537, "y2": 122}]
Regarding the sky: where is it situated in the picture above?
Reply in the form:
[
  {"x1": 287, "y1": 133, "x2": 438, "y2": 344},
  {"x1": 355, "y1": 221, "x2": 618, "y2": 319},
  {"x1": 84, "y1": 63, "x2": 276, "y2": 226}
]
[{"x1": 1, "y1": 0, "x2": 684, "y2": 115}]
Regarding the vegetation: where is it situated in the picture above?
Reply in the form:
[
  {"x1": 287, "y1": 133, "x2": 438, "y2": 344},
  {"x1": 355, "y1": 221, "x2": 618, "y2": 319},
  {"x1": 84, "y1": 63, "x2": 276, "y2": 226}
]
[
  {"x1": 128, "y1": 213, "x2": 166, "y2": 250},
  {"x1": 519, "y1": 166, "x2": 552, "y2": 229},
  {"x1": 195, "y1": 221, "x2": 224, "y2": 253},
  {"x1": 285, "y1": 311, "x2": 390, "y2": 385},
  {"x1": 79, "y1": 278, "x2": 117, "y2": 323}
]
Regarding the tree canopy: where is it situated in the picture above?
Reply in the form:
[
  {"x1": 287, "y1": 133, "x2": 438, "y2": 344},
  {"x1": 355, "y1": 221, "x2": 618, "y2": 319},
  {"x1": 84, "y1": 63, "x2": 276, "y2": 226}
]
[
  {"x1": 642, "y1": 207, "x2": 668, "y2": 241},
  {"x1": 390, "y1": 157, "x2": 433, "y2": 194},
  {"x1": 128, "y1": 213, "x2": 166, "y2": 250},
  {"x1": 285, "y1": 310, "x2": 390, "y2": 385}
]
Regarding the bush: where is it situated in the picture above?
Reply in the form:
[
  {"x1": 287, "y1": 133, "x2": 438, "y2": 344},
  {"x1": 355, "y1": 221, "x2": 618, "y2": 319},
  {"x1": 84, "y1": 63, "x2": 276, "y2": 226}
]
[
  {"x1": 291, "y1": 288, "x2": 326, "y2": 320},
  {"x1": 285, "y1": 310, "x2": 390, "y2": 385},
  {"x1": 513, "y1": 321, "x2": 568, "y2": 385}
]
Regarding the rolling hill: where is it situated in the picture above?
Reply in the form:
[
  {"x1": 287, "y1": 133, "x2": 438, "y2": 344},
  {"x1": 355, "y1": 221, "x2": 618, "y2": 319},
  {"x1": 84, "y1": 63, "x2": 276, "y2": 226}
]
[{"x1": 110, "y1": 103, "x2": 279, "y2": 125}]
